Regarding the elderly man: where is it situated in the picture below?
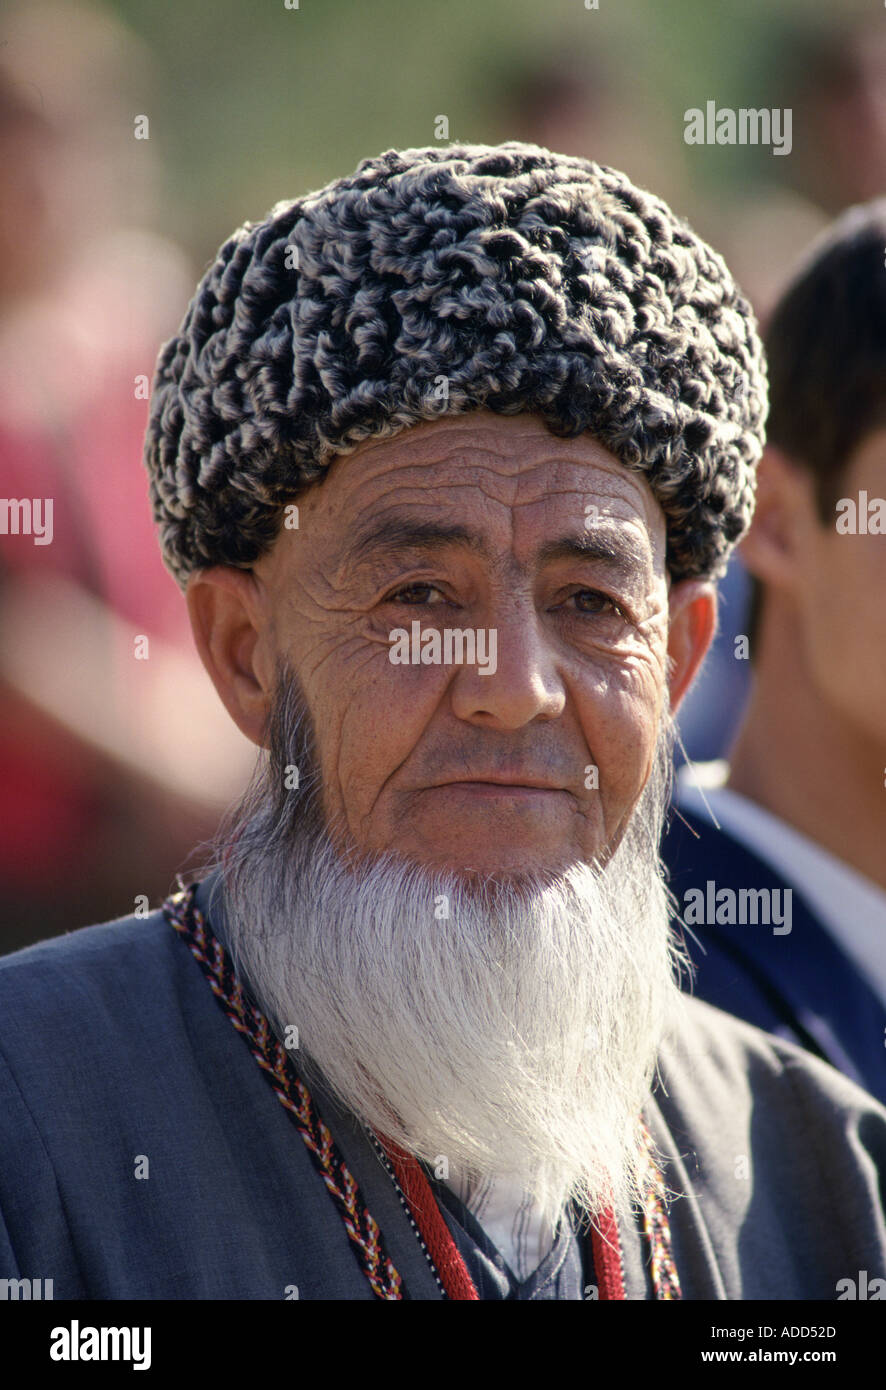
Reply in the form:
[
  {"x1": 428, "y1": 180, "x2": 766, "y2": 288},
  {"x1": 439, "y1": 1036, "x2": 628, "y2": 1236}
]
[{"x1": 1, "y1": 143, "x2": 885, "y2": 1302}]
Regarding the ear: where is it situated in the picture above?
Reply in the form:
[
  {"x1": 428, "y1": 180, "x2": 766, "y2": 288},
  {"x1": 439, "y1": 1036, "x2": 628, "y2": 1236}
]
[
  {"x1": 739, "y1": 445, "x2": 812, "y2": 590},
  {"x1": 666, "y1": 578, "x2": 717, "y2": 715},
  {"x1": 185, "y1": 567, "x2": 276, "y2": 748}
]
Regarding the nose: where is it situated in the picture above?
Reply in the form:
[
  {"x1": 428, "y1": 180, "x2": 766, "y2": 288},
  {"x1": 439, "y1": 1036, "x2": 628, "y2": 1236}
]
[{"x1": 448, "y1": 599, "x2": 567, "y2": 730}]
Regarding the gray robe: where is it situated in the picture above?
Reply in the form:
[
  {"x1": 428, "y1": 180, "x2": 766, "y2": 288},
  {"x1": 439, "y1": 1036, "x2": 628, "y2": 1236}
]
[{"x1": 0, "y1": 873, "x2": 884, "y2": 1300}]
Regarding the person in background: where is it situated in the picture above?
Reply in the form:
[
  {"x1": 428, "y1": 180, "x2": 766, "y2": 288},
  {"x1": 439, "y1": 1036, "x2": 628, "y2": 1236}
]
[
  {"x1": 0, "y1": 54, "x2": 253, "y2": 951},
  {"x1": 665, "y1": 200, "x2": 886, "y2": 1106}
]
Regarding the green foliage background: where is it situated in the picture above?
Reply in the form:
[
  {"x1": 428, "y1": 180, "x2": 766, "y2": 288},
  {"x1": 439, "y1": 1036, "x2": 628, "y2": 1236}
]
[{"x1": 102, "y1": 0, "x2": 866, "y2": 259}]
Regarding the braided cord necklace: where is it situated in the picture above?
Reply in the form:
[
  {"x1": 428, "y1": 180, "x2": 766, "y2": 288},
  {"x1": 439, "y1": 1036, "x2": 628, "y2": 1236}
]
[{"x1": 162, "y1": 884, "x2": 680, "y2": 1301}]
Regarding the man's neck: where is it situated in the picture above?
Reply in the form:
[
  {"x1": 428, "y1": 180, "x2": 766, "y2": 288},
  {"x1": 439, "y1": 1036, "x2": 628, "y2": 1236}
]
[{"x1": 727, "y1": 621, "x2": 886, "y2": 893}]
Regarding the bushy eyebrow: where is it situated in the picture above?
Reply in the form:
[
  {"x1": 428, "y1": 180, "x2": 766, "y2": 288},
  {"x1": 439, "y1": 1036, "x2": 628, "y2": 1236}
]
[
  {"x1": 348, "y1": 512, "x2": 652, "y2": 586},
  {"x1": 535, "y1": 528, "x2": 651, "y2": 584},
  {"x1": 350, "y1": 517, "x2": 487, "y2": 565}
]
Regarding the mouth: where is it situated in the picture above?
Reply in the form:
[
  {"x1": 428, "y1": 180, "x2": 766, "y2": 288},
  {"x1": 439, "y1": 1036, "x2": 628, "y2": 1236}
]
[{"x1": 434, "y1": 779, "x2": 566, "y2": 799}]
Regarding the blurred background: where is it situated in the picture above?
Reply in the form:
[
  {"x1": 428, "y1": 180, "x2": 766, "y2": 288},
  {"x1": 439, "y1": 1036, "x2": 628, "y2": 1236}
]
[{"x1": 1, "y1": 0, "x2": 883, "y2": 949}]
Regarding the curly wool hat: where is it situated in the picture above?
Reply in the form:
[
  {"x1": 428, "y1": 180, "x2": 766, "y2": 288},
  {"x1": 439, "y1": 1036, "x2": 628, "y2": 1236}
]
[{"x1": 145, "y1": 141, "x2": 767, "y2": 589}]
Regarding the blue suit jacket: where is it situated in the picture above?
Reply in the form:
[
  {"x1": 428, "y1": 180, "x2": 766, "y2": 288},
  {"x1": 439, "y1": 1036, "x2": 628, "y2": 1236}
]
[{"x1": 663, "y1": 805, "x2": 886, "y2": 1106}]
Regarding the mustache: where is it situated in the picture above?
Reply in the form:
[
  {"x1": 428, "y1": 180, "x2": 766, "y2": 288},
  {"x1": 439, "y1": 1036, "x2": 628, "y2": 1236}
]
[{"x1": 394, "y1": 741, "x2": 598, "y2": 796}]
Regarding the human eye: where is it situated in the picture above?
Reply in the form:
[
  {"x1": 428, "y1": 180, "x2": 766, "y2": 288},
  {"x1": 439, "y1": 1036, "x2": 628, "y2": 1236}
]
[
  {"x1": 566, "y1": 588, "x2": 629, "y2": 619},
  {"x1": 383, "y1": 582, "x2": 447, "y2": 606}
]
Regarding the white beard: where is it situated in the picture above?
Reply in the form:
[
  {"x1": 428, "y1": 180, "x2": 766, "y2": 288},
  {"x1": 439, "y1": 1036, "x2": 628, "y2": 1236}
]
[{"x1": 210, "y1": 667, "x2": 687, "y2": 1232}]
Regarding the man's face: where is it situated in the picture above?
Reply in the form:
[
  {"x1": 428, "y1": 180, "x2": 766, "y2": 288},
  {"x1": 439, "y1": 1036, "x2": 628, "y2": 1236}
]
[
  {"x1": 249, "y1": 410, "x2": 672, "y2": 880},
  {"x1": 797, "y1": 427, "x2": 886, "y2": 744}
]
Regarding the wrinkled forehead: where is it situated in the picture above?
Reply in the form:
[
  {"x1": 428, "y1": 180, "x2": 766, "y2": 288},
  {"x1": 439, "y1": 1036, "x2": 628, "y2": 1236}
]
[{"x1": 295, "y1": 413, "x2": 669, "y2": 584}]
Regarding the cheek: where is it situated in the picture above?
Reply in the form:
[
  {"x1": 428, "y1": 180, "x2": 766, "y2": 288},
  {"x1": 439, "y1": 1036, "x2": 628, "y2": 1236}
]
[
  {"x1": 801, "y1": 540, "x2": 844, "y2": 639},
  {"x1": 571, "y1": 659, "x2": 663, "y2": 800},
  {"x1": 312, "y1": 652, "x2": 450, "y2": 805},
  {"x1": 803, "y1": 543, "x2": 886, "y2": 708}
]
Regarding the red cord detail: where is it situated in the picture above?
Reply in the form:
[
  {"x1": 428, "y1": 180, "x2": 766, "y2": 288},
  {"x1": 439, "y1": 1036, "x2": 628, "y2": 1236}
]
[
  {"x1": 591, "y1": 1203, "x2": 626, "y2": 1300},
  {"x1": 380, "y1": 1137, "x2": 481, "y2": 1300}
]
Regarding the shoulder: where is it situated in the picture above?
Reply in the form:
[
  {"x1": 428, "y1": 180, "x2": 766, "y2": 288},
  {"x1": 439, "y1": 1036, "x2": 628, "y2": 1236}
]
[
  {"x1": 0, "y1": 889, "x2": 229, "y2": 1174},
  {"x1": 663, "y1": 992, "x2": 885, "y2": 1111},
  {"x1": 657, "y1": 993, "x2": 886, "y2": 1186},
  {"x1": 652, "y1": 997, "x2": 886, "y2": 1294},
  {"x1": 0, "y1": 902, "x2": 189, "y2": 1018},
  {"x1": 0, "y1": 895, "x2": 213, "y2": 1091}
]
